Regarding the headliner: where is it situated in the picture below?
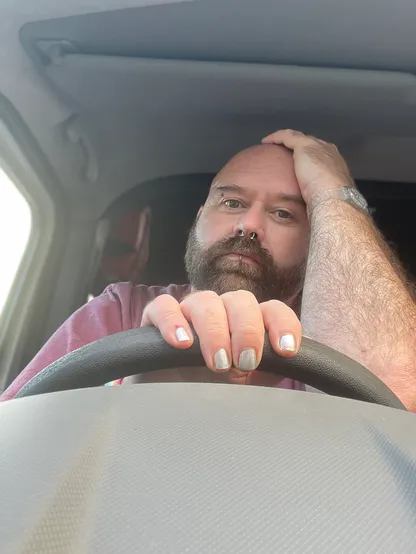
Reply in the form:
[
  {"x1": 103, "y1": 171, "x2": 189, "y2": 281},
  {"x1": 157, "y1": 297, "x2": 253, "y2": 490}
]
[{"x1": 1, "y1": 0, "x2": 416, "y2": 218}]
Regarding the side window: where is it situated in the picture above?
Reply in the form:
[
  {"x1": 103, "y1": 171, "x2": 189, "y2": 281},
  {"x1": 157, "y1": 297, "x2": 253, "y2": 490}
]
[{"x1": 0, "y1": 166, "x2": 32, "y2": 316}]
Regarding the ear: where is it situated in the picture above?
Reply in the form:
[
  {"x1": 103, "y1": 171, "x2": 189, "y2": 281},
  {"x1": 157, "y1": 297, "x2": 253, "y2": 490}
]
[{"x1": 196, "y1": 206, "x2": 203, "y2": 220}]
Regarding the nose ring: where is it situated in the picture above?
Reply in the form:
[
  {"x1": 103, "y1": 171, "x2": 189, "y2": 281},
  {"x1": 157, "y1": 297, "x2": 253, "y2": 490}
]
[{"x1": 238, "y1": 229, "x2": 257, "y2": 240}]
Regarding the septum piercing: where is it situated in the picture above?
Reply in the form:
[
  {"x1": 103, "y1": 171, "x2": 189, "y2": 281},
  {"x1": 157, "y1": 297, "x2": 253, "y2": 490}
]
[{"x1": 238, "y1": 230, "x2": 257, "y2": 240}]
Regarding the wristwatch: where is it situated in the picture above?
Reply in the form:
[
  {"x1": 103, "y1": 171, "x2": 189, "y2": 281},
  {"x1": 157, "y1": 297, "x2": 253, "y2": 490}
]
[{"x1": 308, "y1": 186, "x2": 369, "y2": 217}]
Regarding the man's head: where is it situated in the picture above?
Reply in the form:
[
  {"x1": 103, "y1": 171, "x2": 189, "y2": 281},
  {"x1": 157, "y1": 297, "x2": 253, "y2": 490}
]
[{"x1": 185, "y1": 144, "x2": 310, "y2": 305}]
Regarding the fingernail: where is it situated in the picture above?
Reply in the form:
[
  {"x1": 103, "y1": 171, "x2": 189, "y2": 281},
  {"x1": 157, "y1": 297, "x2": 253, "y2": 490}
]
[
  {"x1": 176, "y1": 327, "x2": 191, "y2": 342},
  {"x1": 214, "y1": 349, "x2": 230, "y2": 371},
  {"x1": 279, "y1": 334, "x2": 296, "y2": 352},
  {"x1": 238, "y1": 349, "x2": 257, "y2": 371}
]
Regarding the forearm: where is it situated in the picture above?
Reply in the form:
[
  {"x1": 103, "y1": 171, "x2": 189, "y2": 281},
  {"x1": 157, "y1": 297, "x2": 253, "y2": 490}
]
[{"x1": 301, "y1": 199, "x2": 416, "y2": 408}]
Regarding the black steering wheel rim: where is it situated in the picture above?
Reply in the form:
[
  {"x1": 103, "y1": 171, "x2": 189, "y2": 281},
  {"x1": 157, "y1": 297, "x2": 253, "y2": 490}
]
[{"x1": 15, "y1": 328, "x2": 406, "y2": 410}]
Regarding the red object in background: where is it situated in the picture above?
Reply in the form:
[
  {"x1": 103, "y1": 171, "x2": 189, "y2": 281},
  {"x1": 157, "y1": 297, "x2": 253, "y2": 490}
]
[{"x1": 101, "y1": 207, "x2": 151, "y2": 285}]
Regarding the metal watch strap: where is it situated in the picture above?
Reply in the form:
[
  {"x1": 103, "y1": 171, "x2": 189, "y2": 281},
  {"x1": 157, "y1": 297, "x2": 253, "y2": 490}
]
[{"x1": 307, "y1": 187, "x2": 369, "y2": 218}]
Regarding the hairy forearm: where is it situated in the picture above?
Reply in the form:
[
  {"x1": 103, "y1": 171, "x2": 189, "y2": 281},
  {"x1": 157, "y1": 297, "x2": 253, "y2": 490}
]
[{"x1": 301, "y1": 199, "x2": 416, "y2": 408}]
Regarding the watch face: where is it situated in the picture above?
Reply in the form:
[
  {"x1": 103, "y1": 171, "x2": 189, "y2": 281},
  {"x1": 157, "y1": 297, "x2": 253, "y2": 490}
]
[{"x1": 349, "y1": 188, "x2": 368, "y2": 211}]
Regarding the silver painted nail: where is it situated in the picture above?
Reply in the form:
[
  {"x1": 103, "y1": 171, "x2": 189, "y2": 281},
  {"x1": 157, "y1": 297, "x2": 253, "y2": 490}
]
[
  {"x1": 175, "y1": 327, "x2": 191, "y2": 342},
  {"x1": 238, "y1": 349, "x2": 257, "y2": 371},
  {"x1": 214, "y1": 349, "x2": 230, "y2": 371},
  {"x1": 279, "y1": 334, "x2": 296, "y2": 352}
]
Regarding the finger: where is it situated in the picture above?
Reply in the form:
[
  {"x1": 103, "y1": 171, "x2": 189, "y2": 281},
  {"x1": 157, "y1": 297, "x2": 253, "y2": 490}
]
[
  {"x1": 262, "y1": 129, "x2": 312, "y2": 150},
  {"x1": 264, "y1": 129, "x2": 305, "y2": 139},
  {"x1": 226, "y1": 300, "x2": 301, "y2": 384},
  {"x1": 260, "y1": 300, "x2": 302, "y2": 357},
  {"x1": 141, "y1": 294, "x2": 194, "y2": 349},
  {"x1": 262, "y1": 129, "x2": 304, "y2": 145},
  {"x1": 221, "y1": 290, "x2": 264, "y2": 371},
  {"x1": 180, "y1": 291, "x2": 232, "y2": 373}
]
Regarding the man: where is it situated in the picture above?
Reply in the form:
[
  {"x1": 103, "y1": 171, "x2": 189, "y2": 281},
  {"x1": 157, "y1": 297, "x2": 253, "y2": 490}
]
[{"x1": 1, "y1": 130, "x2": 415, "y2": 407}]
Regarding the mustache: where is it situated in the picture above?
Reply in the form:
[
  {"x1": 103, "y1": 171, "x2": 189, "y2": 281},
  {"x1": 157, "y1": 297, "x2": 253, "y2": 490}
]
[{"x1": 206, "y1": 236, "x2": 275, "y2": 266}]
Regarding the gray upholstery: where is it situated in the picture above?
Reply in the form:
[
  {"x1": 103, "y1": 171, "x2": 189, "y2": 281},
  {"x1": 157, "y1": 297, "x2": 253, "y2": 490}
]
[{"x1": 1, "y1": 384, "x2": 416, "y2": 553}]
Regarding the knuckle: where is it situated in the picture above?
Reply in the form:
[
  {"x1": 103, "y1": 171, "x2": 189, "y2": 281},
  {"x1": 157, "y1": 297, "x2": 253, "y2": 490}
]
[
  {"x1": 183, "y1": 290, "x2": 219, "y2": 305},
  {"x1": 204, "y1": 306, "x2": 222, "y2": 326},
  {"x1": 236, "y1": 323, "x2": 264, "y2": 340},
  {"x1": 221, "y1": 289, "x2": 257, "y2": 304},
  {"x1": 159, "y1": 308, "x2": 182, "y2": 325},
  {"x1": 143, "y1": 294, "x2": 175, "y2": 318},
  {"x1": 202, "y1": 323, "x2": 230, "y2": 340},
  {"x1": 200, "y1": 306, "x2": 229, "y2": 336},
  {"x1": 203, "y1": 306, "x2": 225, "y2": 326},
  {"x1": 262, "y1": 299, "x2": 289, "y2": 312},
  {"x1": 262, "y1": 300, "x2": 300, "y2": 324},
  {"x1": 151, "y1": 294, "x2": 178, "y2": 308},
  {"x1": 198, "y1": 290, "x2": 221, "y2": 302}
]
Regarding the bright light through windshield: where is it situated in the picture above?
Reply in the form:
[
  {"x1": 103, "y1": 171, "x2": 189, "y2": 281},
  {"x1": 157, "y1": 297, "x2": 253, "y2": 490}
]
[{"x1": 0, "y1": 167, "x2": 32, "y2": 316}]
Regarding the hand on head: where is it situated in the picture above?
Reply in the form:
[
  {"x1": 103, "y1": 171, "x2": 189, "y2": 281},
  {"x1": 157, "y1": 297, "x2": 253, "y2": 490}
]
[{"x1": 262, "y1": 129, "x2": 354, "y2": 205}]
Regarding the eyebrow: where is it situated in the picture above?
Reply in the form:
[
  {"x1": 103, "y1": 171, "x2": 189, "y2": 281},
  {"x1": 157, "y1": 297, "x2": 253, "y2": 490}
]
[{"x1": 212, "y1": 182, "x2": 305, "y2": 207}]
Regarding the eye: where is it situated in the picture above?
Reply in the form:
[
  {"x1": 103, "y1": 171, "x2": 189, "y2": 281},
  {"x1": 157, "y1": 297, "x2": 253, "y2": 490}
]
[
  {"x1": 224, "y1": 199, "x2": 244, "y2": 209},
  {"x1": 274, "y1": 209, "x2": 293, "y2": 220}
]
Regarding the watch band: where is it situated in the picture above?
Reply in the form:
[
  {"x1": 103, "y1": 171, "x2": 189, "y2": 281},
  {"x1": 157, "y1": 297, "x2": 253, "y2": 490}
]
[{"x1": 308, "y1": 186, "x2": 369, "y2": 218}]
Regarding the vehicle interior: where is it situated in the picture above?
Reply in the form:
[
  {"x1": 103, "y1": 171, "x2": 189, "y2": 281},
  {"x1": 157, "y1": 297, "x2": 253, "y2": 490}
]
[{"x1": 0, "y1": 1, "x2": 416, "y2": 552}]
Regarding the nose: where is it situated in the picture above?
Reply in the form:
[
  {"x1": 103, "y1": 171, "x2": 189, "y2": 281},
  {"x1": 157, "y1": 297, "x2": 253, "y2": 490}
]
[{"x1": 233, "y1": 205, "x2": 265, "y2": 243}]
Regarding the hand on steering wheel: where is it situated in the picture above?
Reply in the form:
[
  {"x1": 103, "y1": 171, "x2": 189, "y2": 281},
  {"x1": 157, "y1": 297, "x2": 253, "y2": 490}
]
[{"x1": 141, "y1": 290, "x2": 301, "y2": 386}]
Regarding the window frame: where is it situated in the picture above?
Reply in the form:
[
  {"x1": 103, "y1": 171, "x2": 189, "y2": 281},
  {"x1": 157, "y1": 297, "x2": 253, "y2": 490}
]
[{"x1": 0, "y1": 94, "x2": 68, "y2": 391}]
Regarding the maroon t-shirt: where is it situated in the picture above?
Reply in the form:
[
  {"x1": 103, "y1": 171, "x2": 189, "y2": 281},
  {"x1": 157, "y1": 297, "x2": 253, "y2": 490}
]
[{"x1": 0, "y1": 282, "x2": 304, "y2": 401}]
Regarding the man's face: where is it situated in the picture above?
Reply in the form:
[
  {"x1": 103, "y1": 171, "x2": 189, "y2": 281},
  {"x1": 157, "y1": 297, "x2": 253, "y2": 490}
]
[{"x1": 185, "y1": 144, "x2": 310, "y2": 304}]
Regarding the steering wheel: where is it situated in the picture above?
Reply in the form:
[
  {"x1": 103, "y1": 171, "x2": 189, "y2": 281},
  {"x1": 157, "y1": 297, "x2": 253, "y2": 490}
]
[{"x1": 15, "y1": 328, "x2": 405, "y2": 409}]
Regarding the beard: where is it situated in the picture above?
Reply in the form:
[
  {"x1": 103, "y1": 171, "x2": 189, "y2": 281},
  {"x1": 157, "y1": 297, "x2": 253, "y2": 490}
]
[{"x1": 184, "y1": 222, "x2": 306, "y2": 305}]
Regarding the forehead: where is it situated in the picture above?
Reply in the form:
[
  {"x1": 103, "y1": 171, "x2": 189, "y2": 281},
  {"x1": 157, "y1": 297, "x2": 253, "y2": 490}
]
[{"x1": 213, "y1": 144, "x2": 300, "y2": 198}]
